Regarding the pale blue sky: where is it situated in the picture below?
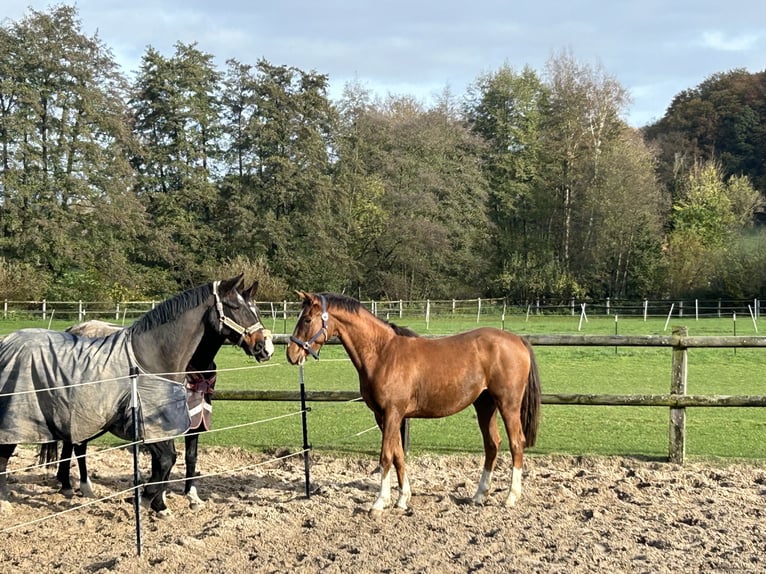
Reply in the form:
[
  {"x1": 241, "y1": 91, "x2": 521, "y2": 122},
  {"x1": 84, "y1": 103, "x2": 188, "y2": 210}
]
[{"x1": 4, "y1": 1, "x2": 765, "y2": 126}]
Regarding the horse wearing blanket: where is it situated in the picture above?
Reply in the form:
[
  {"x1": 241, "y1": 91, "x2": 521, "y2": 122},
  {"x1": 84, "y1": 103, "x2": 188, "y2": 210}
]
[{"x1": 0, "y1": 275, "x2": 273, "y2": 515}]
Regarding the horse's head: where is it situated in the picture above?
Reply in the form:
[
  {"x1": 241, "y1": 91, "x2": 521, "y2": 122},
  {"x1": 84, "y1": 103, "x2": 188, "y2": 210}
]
[
  {"x1": 213, "y1": 275, "x2": 274, "y2": 362},
  {"x1": 286, "y1": 291, "x2": 330, "y2": 365}
]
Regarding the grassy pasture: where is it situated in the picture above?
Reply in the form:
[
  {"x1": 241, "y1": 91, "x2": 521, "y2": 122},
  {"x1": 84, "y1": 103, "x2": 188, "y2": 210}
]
[{"x1": 2, "y1": 313, "x2": 765, "y2": 461}]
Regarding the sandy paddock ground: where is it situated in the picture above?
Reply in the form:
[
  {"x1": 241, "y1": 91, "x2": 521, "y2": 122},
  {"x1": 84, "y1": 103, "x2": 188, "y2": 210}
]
[{"x1": 1, "y1": 446, "x2": 766, "y2": 573}]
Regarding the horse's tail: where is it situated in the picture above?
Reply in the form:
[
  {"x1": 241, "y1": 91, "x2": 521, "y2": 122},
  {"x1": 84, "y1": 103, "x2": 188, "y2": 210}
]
[
  {"x1": 38, "y1": 441, "x2": 60, "y2": 467},
  {"x1": 521, "y1": 338, "x2": 541, "y2": 448}
]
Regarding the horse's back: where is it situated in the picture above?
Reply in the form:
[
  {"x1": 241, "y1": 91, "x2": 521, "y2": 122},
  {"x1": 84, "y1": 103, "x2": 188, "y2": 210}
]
[
  {"x1": 399, "y1": 327, "x2": 529, "y2": 364},
  {"x1": 0, "y1": 328, "x2": 135, "y2": 443},
  {"x1": 67, "y1": 320, "x2": 123, "y2": 338},
  {"x1": 0, "y1": 327, "x2": 190, "y2": 444},
  {"x1": 369, "y1": 327, "x2": 531, "y2": 416}
]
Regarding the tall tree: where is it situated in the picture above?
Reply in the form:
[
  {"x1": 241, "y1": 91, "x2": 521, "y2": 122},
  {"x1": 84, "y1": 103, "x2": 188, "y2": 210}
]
[
  {"x1": 0, "y1": 5, "x2": 144, "y2": 298},
  {"x1": 645, "y1": 69, "x2": 766, "y2": 195},
  {"x1": 464, "y1": 64, "x2": 549, "y2": 298},
  {"x1": 335, "y1": 90, "x2": 489, "y2": 299},
  {"x1": 218, "y1": 59, "x2": 344, "y2": 290},
  {"x1": 130, "y1": 42, "x2": 223, "y2": 286},
  {"x1": 541, "y1": 51, "x2": 631, "y2": 276},
  {"x1": 583, "y1": 127, "x2": 666, "y2": 298}
]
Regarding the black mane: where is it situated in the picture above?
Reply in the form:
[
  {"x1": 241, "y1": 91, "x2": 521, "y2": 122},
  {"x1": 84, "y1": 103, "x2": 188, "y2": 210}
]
[
  {"x1": 389, "y1": 323, "x2": 420, "y2": 338},
  {"x1": 321, "y1": 292, "x2": 362, "y2": 314},
  {"x1": 320, "y1": 292, "x2": 420, "y2": 338},
  {"x1": 130, "y1": 283, "x2": 213, "y2": 335}
]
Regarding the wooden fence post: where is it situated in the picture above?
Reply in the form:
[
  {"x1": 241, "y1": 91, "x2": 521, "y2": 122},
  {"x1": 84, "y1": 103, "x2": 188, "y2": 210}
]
[{"x1": 669, "y1": 326, "x2": 688, "y2": 464}]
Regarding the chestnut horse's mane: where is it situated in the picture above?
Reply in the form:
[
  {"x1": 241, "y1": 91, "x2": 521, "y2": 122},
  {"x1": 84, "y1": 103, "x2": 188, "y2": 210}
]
[{"x1": 319, "y1": 292, "x2": 420, "y2": 338}]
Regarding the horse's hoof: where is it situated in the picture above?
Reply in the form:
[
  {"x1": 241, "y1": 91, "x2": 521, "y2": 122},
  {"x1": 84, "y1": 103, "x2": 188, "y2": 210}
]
[
  {"x1": 60, "y1": 488, "x2": 75, "y2": 498},
  {"x1": 156, "y1": 508, "x2": 173, "y2": 519},
  {"x1": 369, "y1": 507, "x2": 385, "y2": 518},
  {"x1": 0, "y1": 500, "x2": 11, "y2": 514},
  {"x1": 186, "y1": 486, "x2": 204, "y2": 510},
  {"x1": 80, "y1": 481, "x2": 96, "y2": 498}
]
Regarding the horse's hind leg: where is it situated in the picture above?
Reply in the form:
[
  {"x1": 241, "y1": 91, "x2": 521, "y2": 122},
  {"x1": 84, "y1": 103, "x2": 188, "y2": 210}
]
[
  {"x1": 472, "y1": 391, "x2": 501, "y2": 505},
  {"x1": 53, "y1": 441, "x2": 94, "y2": 498},
  {"x1": 142, "y1": 440, "x2": 177, "y2": 517},
  {"x1": 0, "y1": 443, "x2": 17, "y2": 509},
  {"x1": 498, "y1": 399, "x2": 526, "y2": 507}
]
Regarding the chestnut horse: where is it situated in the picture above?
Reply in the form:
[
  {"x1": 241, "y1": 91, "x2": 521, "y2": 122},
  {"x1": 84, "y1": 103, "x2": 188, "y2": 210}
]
[{"x1": 286, "y1": 292, "x2": 541, "y2": 515}]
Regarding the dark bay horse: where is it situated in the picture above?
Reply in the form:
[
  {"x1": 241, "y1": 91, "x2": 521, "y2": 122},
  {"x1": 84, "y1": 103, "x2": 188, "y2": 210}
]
[
  {"x1": 0, "y1": 275, "x2": 273, "y2": 515},
  {"x1": 286, "y1": 292, "x2": 541, "y2": 515},
  {"x1": 50, "y1": 284, "x2": 274, "y2": 510}
]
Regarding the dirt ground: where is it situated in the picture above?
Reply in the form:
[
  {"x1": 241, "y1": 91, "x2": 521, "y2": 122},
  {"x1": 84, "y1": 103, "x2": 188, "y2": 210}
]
[{"x1": 1, "y1": 446, "x2": 765, "y2": 573}]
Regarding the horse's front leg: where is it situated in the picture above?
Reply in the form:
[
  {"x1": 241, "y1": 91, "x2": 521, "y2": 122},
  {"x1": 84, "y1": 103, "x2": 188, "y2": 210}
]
[
  {"x1": 72, "y1": 442, "x2": 95, "y2": 498},
  {"x1": 184, "y1": 432, "x2": 204, "y2": 509},
  {"x1": 372, "y1": 414, "x2": 410, "y2": 515},
  {"x1": 0, "y1": 443, "x2": 17, "y2": 511},
  {"x1": 55, "y1": 441, "x2": 75, "y2": 497},
  {"x1": 57, "y1": 442, "x2": 95, "y2": 497},
  {"x1": 142, "y1": 440, "x2": 177, "y2": 517}
]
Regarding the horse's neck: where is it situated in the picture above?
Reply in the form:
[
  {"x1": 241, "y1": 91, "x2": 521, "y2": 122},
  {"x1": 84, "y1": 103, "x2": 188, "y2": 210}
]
[
  {"x1": 334, "y1": 309, "x2": 393, "y2": 376},
  {"x1": 131, "y1": 309, "x2": 208, "y2": 381},
  {"x1": 189, "y1": 329, "x2": 225, "y2": 372}
]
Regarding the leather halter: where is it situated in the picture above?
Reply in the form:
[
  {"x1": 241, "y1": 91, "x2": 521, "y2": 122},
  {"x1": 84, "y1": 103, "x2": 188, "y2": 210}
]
[
  {"x1": 212, "y1": 280, "x2": 267, "y2": 345},
  {"x1": 290, "y1": 294, "x2": 328, "y2": 360}
]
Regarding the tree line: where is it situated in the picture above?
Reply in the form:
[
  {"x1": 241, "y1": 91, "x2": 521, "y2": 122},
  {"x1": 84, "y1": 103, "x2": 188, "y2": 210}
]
[{"x1": 1, "y1": 6, "x2": 765, "y2": 303}]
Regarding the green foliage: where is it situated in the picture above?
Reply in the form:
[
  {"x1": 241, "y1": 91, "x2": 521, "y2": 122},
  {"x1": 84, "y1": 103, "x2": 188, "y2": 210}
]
[
  {"x1": 494, "y1": 252, "x2": 585, "y2": 301},
  {"x1": 334, "y1": 89, "x2": 489, "y2": 299},
  {"x1": 204, "y1": 255, "x2": 289, "y2": 300},
  {"x1": 2, "y1": 6, "x2": 766, "y2": 305},
  {"x1": 0, "y1": 257, "x2": 49, "y2": 300},
  {"x1": 645, "y1": 69, "x2": 766, "y2": 192},
  {"x1": 664, "y1": 161, "x2": 765, "y2": 297},
  {"x1": 706, "y1": 230, "x2": 766, "y2": 298}
]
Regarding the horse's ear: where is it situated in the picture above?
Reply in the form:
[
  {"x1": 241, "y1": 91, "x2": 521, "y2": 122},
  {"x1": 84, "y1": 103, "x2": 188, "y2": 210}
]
[
  {"x1": 219, "y1": 274, "x2": 243, "y2": 293},
  {"x1": 295, "y1": 290, "x2": 308, "y2": 301},
  {"x1": 244, "y1": 281, "x2": 259, "y2": 299}
]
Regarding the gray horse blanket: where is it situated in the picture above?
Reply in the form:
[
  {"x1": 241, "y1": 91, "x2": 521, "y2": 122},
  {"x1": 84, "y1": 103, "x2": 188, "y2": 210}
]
[{"x1": 0, "y1": 328, "x2": 190, "y2": 444}]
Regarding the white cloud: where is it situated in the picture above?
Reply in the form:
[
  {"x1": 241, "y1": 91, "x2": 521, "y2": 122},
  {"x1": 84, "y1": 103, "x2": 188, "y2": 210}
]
[{"x1": 701, "y1": 31, "x2": 759, "y2": 52}]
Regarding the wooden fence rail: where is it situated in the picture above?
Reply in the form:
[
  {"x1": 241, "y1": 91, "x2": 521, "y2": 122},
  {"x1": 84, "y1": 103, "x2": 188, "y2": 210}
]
[{"x1": 220, "y1": 327, "x2": 766, "y2": 464}]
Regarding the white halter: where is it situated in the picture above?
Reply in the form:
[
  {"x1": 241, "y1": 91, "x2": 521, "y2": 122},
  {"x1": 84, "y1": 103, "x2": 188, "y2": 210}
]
[{"x1": 212, "y1": 280, "x2": 267, "y2": 343}]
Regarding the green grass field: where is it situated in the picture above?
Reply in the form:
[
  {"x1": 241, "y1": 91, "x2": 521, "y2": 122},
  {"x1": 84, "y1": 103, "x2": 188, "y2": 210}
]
[{"x1": 2, "y1": 313, "x2": 765, "y2": 461}]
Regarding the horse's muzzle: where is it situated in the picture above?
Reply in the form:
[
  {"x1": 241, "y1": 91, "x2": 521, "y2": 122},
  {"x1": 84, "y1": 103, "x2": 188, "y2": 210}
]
[{"x1": 243, "y1": 332, "x2": 274, "y2": 362}]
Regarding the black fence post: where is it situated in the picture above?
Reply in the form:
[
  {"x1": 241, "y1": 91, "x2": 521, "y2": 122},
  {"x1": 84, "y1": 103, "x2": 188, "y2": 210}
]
[
  {"x1": 401, "y1": 419, "x2": 410, "y2": 454},
  {"x1": 298, "y1": 364, "x2": 311, "y2": 498}
]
